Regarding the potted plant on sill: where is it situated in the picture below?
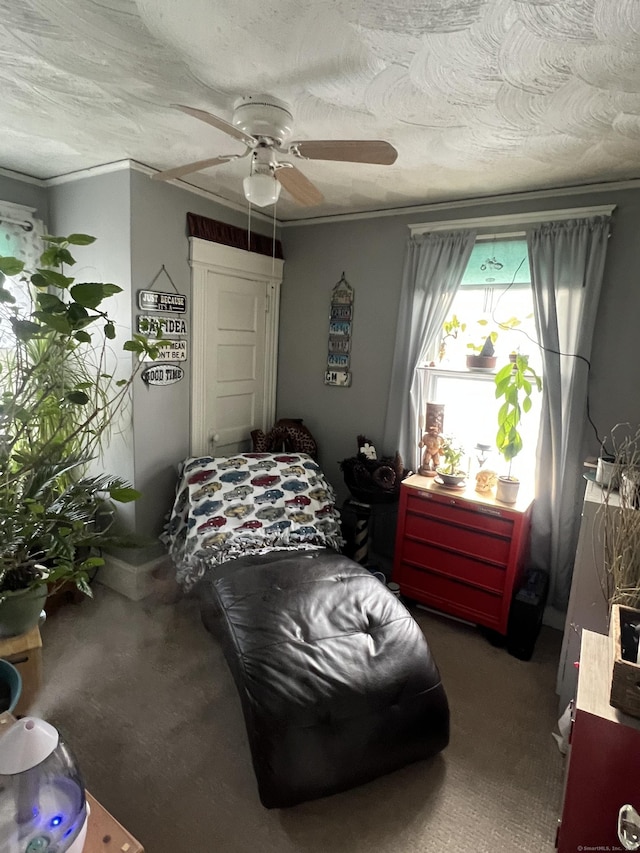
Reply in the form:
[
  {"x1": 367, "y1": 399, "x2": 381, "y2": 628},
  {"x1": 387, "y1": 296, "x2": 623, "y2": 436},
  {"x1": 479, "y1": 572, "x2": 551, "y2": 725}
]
[
  {"x1": 439, "y1": 314, "x2": 466, "y2": 363},
  {"x1": 0, "y1": 233, "x2": 158, "y2": 637},
  {"x1": 466, "y1": 317, "x2": 522, "y2": 371},
  {"x1": 494, "y1": 354, "x2": 542, "y2": 504},
  {"x1": 435, "y1": 436, "x2": 467, "y2": 487}
]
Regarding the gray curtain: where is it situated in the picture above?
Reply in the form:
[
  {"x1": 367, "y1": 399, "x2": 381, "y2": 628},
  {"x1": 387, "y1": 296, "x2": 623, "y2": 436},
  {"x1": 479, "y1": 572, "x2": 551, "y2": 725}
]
[
  {"x1": 383, "y1": 229, "x2": 476, "y2": 468},
  {"x1": 528, "y1": 216, "x2": 611, "y2": 610}
]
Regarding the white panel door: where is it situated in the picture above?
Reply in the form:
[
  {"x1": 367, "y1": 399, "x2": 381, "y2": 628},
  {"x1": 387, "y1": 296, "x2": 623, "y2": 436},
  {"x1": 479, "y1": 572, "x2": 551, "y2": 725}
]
[
  {"x1": 190, "y1": 237, "x2": 283, "y2": 458},
  {"x1": 205, "y1": 272, "x2": 266, "y2": 456}
]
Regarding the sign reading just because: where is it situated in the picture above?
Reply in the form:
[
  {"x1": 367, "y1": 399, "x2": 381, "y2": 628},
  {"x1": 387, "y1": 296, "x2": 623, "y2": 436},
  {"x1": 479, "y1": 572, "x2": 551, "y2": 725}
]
[{"x1": 138, "y1": 289, "x2": 186, "y2": 314}]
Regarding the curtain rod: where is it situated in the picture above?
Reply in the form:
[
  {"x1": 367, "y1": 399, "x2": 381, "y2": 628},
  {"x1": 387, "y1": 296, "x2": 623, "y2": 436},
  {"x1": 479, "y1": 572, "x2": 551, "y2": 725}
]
[{"x1": 0, "y1": 215, "x2": 34, "y2": 232}]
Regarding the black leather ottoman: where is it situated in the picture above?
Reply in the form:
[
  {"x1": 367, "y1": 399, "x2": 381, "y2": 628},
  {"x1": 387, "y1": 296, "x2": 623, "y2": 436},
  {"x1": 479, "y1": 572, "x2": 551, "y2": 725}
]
[{"x1": 200, "y1": 548, "x2": 449, "y2": 808}]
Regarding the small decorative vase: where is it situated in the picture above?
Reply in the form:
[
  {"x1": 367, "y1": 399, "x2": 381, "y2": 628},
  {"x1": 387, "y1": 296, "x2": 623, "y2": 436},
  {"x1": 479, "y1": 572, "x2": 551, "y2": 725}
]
[{"x1": 496, "y1": 476, "x2": 520, "y2": 504}]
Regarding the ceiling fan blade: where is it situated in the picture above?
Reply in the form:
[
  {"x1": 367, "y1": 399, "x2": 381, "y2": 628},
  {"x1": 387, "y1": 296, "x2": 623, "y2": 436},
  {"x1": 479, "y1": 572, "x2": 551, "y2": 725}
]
[
  {"x1": 276, "y1": 166, "x2": 324, "y2": 206},
  {"x1": 171, "y1": 104, "x2": 256, "y2": 146},
  {"x1": 290, "y1": 139, "x2": 398, "y2": 165},
  {"x1": 152, "y1": 154, "x2": 241, "y2": 182}
]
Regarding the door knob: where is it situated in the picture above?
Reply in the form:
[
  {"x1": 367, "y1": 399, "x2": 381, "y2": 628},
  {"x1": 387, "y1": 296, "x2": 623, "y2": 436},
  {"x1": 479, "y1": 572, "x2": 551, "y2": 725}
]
[{"x1": 619, "y1": 804, "x2": 640, "y2": 850}]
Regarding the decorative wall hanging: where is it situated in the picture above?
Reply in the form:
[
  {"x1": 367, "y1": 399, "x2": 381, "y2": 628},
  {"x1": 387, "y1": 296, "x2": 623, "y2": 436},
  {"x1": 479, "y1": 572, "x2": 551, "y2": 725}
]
[
  {"x1": 324, "y1": 273, "x2": 353, "y2": 387},
  {"x1": 136, "y1": 315, "x2": 188, "y2": 337},
  {"x1": 138, "y1": 289, "x2": 186, "y2": 313},
  {"x1": 142, "y1": 339, "x2": 187, "y2": 362},
  {"x1": 138, "y1": 265, "x2": 188, "y2": 386},
  {"x1": 141, "y1": 364, "x2": 185, "y2": 386}
]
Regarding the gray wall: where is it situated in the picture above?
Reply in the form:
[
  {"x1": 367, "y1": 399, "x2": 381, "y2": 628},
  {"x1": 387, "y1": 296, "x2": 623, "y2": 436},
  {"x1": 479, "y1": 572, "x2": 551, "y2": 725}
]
[
  {"x1": 129, "y1": 170, "x2": 277, "y2": 546},
  {"x1": 48, "y1": 170, "x2": 136, "y2": 530},
  {"x1": 278, "y1": 187, "x2": 640, "y2": 504},
  {"x1": 2, "y1": 166, "x2": 280, "y2": 558},
  {"x1": 5, "y1": 166, "x2": 640, "y2": 555},
  {"x1": 0, "y1": 173, "x2": 49, "y2": 222}
]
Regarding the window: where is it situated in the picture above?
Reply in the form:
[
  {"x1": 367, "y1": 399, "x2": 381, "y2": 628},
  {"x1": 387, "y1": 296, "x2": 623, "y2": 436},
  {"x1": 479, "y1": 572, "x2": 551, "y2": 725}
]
[
  {"x1": 420, "y1": 236, "x2": 542, "y2": 481},
  {"x1": 0, "y1": 204, "x2": 42, "y2": 349}
]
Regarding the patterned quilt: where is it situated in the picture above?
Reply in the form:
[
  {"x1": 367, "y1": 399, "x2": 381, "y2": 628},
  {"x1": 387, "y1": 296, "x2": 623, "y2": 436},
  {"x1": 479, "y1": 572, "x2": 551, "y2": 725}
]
[{"x1": 162, "y1": 452, "x2": 344, "y2": 590}]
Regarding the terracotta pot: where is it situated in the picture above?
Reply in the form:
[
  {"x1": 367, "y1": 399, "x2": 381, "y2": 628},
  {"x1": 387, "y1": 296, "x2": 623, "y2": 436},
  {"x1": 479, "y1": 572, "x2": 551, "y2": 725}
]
[
  {"x1": 466, "y1": 355, "x2": 497, "y2": 371},
  {"x1": 496, "y1": 476, "x2": 520, "y2": 504}
]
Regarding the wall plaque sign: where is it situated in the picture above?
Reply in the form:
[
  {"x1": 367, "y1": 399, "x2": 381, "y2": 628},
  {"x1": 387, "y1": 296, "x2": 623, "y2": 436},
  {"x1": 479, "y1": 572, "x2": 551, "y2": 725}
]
[
  {"x1": 138, "y1": 289, "x2": 186, "y2": 314},
  {"x1": 137, "y1": 315, "x2": 188, "y2": 337},
  {"x1": 324, "y1": 273, "x2": 353, "y2": 386},
  {"x1": 143, "y1": 340, "x2": 187, "y2": 362},
  {"x1": 324, "y1": 369, "x2": 352, "y2": 387},
  {"x1": 141, "y1": 364, "x2": 185, "y2": 386}
]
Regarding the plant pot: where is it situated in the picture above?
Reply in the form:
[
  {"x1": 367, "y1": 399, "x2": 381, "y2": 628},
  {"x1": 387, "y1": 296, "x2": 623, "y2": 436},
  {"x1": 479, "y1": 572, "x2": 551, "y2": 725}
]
[
  {"x1": 595, "y1": 454, "x2": 617, "y2": 489},
  {"x1": 620, "y1": 468, "x2": 640, "y2": 508},
  {"x1": 435, "y1": 468, "x2": 467, "y2": 487},
  {"x1": 0, "y1": 584, "x2": 48, "y2": 639},
  {"x1": 0, "y1": 659, "x2": 22, "y2": 713},
  {"x1": 466, "y1": 355, "x2": 497, "y2": 371},
  {"x1": 496, "y1": 476, "x2": 520, "y2": 504}
]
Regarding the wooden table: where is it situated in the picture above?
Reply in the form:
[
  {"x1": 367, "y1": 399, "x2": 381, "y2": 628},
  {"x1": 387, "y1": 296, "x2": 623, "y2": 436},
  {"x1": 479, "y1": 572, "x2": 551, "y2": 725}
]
[
  {"x1": 0, "y1": 626, "x2": 42, "y2": 716},
  {"x1": 0, "y1": 713, "x2": 144, "y2": 852},
  {"x1": 85, "y1": 792, "x2": 144, "y2": 853}
]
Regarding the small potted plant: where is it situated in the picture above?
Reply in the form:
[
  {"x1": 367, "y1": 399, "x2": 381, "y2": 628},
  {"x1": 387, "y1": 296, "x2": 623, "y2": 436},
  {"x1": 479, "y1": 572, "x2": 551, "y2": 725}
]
[
  {"x1": 436, "y1": 436, "x2": 467, "y2": 487},
  {"x1": 439, "y1": 314, "x2": 466, "y2": 362},
  {"x1": 466, "y1": 316, "x2": 522, "y2": 371},
  {"x1": 494, "y1": 354, "x2": 542, "y2": 503}
]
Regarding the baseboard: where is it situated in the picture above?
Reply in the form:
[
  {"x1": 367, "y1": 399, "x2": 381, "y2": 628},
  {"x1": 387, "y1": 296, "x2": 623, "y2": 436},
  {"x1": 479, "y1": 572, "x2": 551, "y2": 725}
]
[{"x1": 96, "y1": 553, "x2": 171, "y2": 601}]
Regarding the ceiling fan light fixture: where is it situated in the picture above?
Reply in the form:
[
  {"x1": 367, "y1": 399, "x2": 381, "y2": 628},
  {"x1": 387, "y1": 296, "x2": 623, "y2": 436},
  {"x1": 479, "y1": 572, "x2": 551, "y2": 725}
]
[{"x1": 243, "y1": 172, "x2": 281, "y2": 207}]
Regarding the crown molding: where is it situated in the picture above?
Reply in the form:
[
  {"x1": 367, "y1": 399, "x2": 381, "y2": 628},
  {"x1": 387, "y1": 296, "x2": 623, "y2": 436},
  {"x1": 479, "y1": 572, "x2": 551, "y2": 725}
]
[
  {"x1": 2, "y1": 161, "x2": 639, "y2": 230},
  {"x1": 0, "y1": 166, "x2": 47, "y2": 187},
  {"x1": 130, "y1": 161, "x2": 274, "y2": 224},
  {"x1": 1, "y1": 160, "x2": 275, "y2": 226},
  {"x1": 279, "y1": 178, "x2": 640, "y2": 228}
]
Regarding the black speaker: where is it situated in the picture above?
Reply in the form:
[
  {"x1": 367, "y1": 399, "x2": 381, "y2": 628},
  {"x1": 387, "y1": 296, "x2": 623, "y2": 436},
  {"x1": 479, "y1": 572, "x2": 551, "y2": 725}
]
[{"x1": 507, "y1": 568, "x2": 549, "y2": 661}]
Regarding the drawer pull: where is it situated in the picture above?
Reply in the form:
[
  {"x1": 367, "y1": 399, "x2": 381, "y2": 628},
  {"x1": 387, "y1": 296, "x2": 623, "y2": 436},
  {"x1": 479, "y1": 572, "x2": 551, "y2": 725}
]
[{"x1": 477, "y1": 507, "x2": 503, "y2": 517}]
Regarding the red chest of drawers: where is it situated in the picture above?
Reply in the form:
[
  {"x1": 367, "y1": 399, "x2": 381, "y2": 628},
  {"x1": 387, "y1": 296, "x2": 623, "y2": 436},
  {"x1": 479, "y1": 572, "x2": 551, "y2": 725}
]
[{"x1": 392, "y1": 474, "x2": 533, "y2": 635}]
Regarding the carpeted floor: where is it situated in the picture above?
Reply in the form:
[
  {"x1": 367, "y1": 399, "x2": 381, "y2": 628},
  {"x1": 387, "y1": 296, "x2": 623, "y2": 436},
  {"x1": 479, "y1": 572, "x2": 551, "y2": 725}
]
[{"x1": 34, "y1": 584, "x2": 564, "y2": 853}]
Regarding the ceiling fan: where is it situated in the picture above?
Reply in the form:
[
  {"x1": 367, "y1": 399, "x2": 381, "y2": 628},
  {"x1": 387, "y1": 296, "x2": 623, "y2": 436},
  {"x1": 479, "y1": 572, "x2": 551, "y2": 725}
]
[{"x1": 152, "y1": 95, "x2": 398, "y2": 207}]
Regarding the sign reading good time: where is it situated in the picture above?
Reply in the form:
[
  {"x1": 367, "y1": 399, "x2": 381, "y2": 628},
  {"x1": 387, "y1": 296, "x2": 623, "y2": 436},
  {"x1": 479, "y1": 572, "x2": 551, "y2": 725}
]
[{"x1": 141, "y1": 364, "x2": 185, "y2": 386}]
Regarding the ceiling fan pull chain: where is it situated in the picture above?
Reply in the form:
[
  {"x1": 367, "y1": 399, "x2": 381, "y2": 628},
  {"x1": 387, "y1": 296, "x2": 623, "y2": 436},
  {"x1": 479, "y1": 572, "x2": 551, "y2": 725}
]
[{"x1": 271, "y1": 198, "x2": 278, "y2": 277}]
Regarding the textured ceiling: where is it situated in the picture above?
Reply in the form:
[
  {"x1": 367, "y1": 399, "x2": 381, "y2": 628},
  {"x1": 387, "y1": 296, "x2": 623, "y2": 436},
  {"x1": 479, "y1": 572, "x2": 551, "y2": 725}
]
[{"x1": 1, "y1": 0, "x2": 640, "y2": 221}]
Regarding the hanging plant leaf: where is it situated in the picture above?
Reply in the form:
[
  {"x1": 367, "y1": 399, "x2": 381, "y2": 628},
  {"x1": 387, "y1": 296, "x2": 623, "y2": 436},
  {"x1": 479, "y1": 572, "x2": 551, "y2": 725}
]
[
  {"x1": 65, "y1": 391, "x2": 90, "y2": 405},
  {"x1": 11, "y1": 319, "x2": 44, "y2": 340},
  {"x1": 109, "y1": 486, "x2": 141, "y2": 503},
  {"x1": 0, "y1": 257, "x2": 25, "y2": 276},
  {"x1": 36, "y1": 292, "x2": 67, "y2": 313},
  {"x1": 35, "y1": 268, "x2": 74, "y2": 289},
  {"x1": 66, "y1": 234, "x2": 96, "y2": 246}
]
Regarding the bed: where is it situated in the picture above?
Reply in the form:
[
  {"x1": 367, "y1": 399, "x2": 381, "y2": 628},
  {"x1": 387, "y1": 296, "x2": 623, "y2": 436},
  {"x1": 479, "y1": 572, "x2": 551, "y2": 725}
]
[{"x1": 162, "y1": 450, "x2": 449, "y2": 808}]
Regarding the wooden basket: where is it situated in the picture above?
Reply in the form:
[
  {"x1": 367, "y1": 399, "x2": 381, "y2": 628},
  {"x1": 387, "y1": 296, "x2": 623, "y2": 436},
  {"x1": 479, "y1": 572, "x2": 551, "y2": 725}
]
[{"x1": 609, "y1": 603, "x2": 640, "y2": 718}]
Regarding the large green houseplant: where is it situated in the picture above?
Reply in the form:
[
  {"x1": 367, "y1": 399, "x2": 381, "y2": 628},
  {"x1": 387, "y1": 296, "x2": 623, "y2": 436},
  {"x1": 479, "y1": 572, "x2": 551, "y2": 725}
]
[
  {"x1": 494, "y1": 354, "x2": 542, "y2": 503},
  {"x1": 0, "y1": 233, "x2": 158, "y2": 634}
]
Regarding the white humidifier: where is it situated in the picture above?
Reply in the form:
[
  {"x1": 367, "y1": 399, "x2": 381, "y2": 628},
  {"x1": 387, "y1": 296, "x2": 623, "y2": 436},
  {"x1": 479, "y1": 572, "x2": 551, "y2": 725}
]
[{"x1": 0, "y1": 717, "x2": 89, "y2": 853}]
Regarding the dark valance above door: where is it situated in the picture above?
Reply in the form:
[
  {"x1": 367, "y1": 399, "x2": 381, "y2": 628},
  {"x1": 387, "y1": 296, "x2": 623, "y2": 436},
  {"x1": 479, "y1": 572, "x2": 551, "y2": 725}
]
[{"x1": 187, "y1": 212, "x2": 284, "y2": 259}]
